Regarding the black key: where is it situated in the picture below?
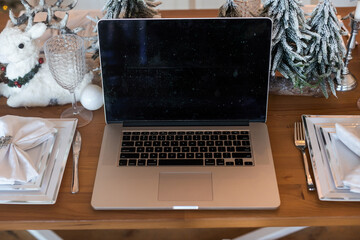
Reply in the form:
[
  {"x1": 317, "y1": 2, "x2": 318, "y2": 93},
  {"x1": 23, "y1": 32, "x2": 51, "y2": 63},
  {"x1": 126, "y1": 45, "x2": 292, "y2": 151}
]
[
  {"x1": 180, "y1": 141, "x2": 187, "y2": 146},
  {"x1": 216, "y1": 159, "x2": 225, "y2": 165},
  {"x1": 193, "y1": 135, "x2": 201, "y2": 140},
  {"x1": 135, "y1": 141, "x2": 143, "y2": 146},
  {"x1": 205, "y1": 159, "x2": 215, "y2": 165},
  {"x1": 214, "y1": 153, "x2": 222, "y2": 158},
  {"x1": 171, "y1": 141, "x2": 178, "y2": 146},
  {"x1": 175, "y1": 135, "x2": 183, "y2": 140},
  {"x1": 140, "y1": 153, "x2": 149, "y2": 158},
  {"x1": 236, "y1": 147, "x2": 251, "y2": 152},
  {"x1": 137, "y1": 147, "x2": 145, "y2": 152},
  {"x1": 168, "y1": 153, "x2": 176, "y2": 158},
  {"x1": 233, "y1": 141, "x2": 242, "y2": 146},
  {"x1": 223, "y1": 153, "x2": 231, "y2": 158},
  {"x1": 159, "y1": 153, "x2": 167, "y2": 158},
  {"x1": 159, "y1": 132, "x2": 167, "y2": 135},
  {"x1": 119, "y1": 160, "x2": 127, "y2": 166},
  {"x1": 123, "y1": 132, "x2": 131, "y2": 135},
  {"x1": 220, "y1": 135, "x2": 227, "y2": 140},
  {"x1": 213, "y1": 131, "x2": 221, "y2": 135},
  {"x1": 241, "y1": 131, "x2": 249, "y2": 134},
  {"x1": 209, "y1": 147, "x2": 217, "y2": 152},
  {"x1": 155, "y1": 147, "x2": 163, "y2": 152},
  {"x1": 158, "y1": 136, "x2": 165, "y2": 140},
  {"x1": 138, "y1": 159, "x2": 146, "y2": 166},
  {"x1": 224, "y1": 141, "x2": 232, "y2": 146},
  {"x1": 184, "y1": 135, "x2": 192, "y2": 140},
  {"x1": 189, "y1": 141, "x2": 196, "y2": 146},
  {"x1": 122, "y1": 136, "x2": 130, "y2": 141},
  {"x1": 232, "y1": 153, "x2": 252, "y2": 158},
  {"x1": 218, "y1": 147, "x2": 226, "y2": 152},
  {"x1": 153, "y1": 141, "x2": 161, "y2": 146},
  {"x1": 200, "y1": 147, "x2": 207, "y2": 152},
  {"x1": 164, "y1": 147, "x2": 172, "y2": 152},
  {"x1": 131, "y1": 136, "x2": 139, "y2": 141},
  {"x1": 227, "y1": 147, "x2": 235, "y2": 152},
  {"x1": 231, "y1": 131, "x2": 240, "y2": 134},
  {"x1": 245, "y1": 161, "x2": 254, "y2": 166},
  {"x1": 173, "y1": 147, "x2": 180, "y2": 152},
  {"x1": 186, "y1": 131, "x2": 194, "y2": 135},
  {"x1": 150, "y1": 132, "x2": 158, "y2": 135},
  {"x1": 198, "y1": 141, "x2": 205, "y2": 146},
  {"x1": 211, "y1": 135, "x2": 219, "y2": 140},
  {"x1": 147, "y1": 159, "x2": 157, "y2": 166},
  {"x1": 186, "y1": 153, "x2": 195, "y2": 158},
  {"x1": 237, "y1": 135, "x2": 250, "y2": 140},
  {"x1": 128, "y1": 160, "x2": 137, "y2": 166},
  {"x1": 146, "y1": 147, "x2": 154, "y2": 152},
  {"x1": 159, "y1": 159, "x2": 203, "y2": 166},
  {"x1": 141, "y1": 132, "x2": 150, "y2": 135},
  {"x1": 202, "y1": 135, "x2": 209, "y2": 140},
  {"x1": 162, "y1": 141, "x2": 170, "y2": 146},
  {"x1": 196, "y1": 153, "x2": 203, "y2": 158},
  {"x1": 121, "y1": 147, "x2": 136, "y2": 152},
  {"x1": 205, "y1": 153, "x2": 212, "y2": 158},
  {"x1": 149, "y1": 136, "x2": 157, "y2": 140},
  {"x1": 150, "y1": 153, "x2": 158, "y2": 159},
  {"x1": 132, "y1": 132, "x2": 141, "y2": 135},
  {"x1": 144, "y1": 141, "x2": 152, "y2": 146},
  {"x1": 177, "y1": 153, "x2": 185, "y2": 158},
  {"x1": 226, "y1": 162, "x2": 234, "y2": 166},
  {"x1": 120, "y1": 153, "x2": 139, "y2": 159},
  {"x1": 191, "y1": 147, "x2": 199, "y2": 152},
  {"x1": 177, "y1": 132, "x2": 185, "y2": 135},
  {"x1": 204, "y1": 131, "x2": 212, "y2": 134},
  {"x1": 182, "y1": 147, "x2": 189, "y2": 152},
  {"x1": 195, "y1": 131, "x2": 203, "y2": 134},
  {"x1": 222, "y1": 131, "x2": 230, "y2": 134},
  {"x1": 228, "y1": 135, "x2": 236, "y2": 140},
  {"x1": 169, "y1": 131, "x2": 176, "y2": 135},
  {"x1": 206, "y1": 141, "x2": 214, "y2": 146},
  {"x1": 140, "y1": 136, "x2": 148, "y2": 141},
  {"x1": 235, "y1": 159, "x2": 244, "y2": 166},
  {"x1": 215, "y1": 141, "x2": 223, "y2": 146},
  {"x1": 167, "y1": 135, "x2": 174, "y2": 140},
  {"x1": 122, "y1": 141, "x2": 134, "y2": 147},
  {"x1": 242, "y1": 141, "x2": 251, "y2": 146}
]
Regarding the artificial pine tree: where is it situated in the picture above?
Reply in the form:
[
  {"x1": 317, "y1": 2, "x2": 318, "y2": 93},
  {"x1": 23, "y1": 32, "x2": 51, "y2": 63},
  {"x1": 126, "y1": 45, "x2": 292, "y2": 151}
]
[
  {"x1": 219, "y1": 0, "x2": 241, "y2": 17},
  {"x1": 305, "y1": 0, "x2": 346, "y2": 98},
  {"x1": 262, "y1": 0, "x2": 314, "y2": 88},
  {"x1": 103, "y1": 0, "x2": 161, "y2": 19}
]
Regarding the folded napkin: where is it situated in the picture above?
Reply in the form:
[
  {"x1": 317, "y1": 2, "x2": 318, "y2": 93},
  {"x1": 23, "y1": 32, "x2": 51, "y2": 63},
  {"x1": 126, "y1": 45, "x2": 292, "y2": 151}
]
[
  {"x1": 0, "y1": 115, "x2": 56, "y2": 184},
  {"x1": 335, "y1": 123, "x2": 360, "y2": 193}
]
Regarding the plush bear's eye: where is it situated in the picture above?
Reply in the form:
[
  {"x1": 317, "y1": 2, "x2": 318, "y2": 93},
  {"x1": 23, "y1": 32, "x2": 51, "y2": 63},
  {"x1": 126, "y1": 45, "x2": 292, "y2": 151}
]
[{"x1": 18, "y1": 43, "x2": 24, "y2": 49}]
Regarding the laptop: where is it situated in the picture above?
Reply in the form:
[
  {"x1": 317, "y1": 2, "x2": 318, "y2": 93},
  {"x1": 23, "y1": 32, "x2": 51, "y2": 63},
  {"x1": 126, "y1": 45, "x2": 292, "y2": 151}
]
[{"x1": 91, "y1": 18, "x2": 280, "y2": 210}]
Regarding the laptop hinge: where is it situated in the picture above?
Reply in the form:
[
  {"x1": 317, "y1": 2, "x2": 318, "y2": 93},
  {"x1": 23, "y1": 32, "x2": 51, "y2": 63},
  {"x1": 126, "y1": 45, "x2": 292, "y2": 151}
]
[{"x1": 122, "y1": 120, "x2": 250, "y2": 127}]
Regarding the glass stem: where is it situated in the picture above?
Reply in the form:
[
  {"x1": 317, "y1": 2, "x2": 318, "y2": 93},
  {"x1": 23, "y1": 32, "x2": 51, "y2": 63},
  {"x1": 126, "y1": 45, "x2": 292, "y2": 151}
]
[{"x1": 71, "y1": 91, "x2": 80, "y2": 115}]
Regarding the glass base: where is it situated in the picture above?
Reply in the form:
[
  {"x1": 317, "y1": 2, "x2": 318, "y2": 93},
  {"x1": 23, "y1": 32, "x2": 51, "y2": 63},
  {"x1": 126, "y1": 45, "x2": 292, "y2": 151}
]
[{"x1": 60, "y1": 106, "x2": 93, "y2": 128}]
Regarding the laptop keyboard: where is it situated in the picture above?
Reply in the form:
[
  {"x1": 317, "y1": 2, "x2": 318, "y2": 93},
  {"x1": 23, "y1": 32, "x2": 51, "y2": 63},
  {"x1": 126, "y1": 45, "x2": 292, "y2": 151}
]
[{"x1": 119, "y1": 130, "x2": 253, "y2": 167}]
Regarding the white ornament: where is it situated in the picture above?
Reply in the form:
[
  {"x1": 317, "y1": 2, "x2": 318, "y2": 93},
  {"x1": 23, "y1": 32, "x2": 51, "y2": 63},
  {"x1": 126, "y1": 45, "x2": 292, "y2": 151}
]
[{"x1": 80, "y1": 84, "x2": 103, "y2": 111}]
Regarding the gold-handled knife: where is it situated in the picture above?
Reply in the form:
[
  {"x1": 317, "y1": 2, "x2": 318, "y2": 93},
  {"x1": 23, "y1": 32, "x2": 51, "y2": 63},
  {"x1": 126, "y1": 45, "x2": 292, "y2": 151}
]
[{"x1": 71, "y1": 131, "x2": 81, "y2": 194}]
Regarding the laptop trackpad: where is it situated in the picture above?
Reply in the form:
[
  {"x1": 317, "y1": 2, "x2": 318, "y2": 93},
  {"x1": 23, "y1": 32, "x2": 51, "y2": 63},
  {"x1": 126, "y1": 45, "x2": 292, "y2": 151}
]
[{"x1": 158, "y1": 172, "x2": 213, "y2": 201}]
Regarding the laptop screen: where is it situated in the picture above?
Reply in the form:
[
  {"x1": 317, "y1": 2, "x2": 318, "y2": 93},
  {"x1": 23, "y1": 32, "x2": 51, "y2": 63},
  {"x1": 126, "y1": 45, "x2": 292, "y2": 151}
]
[{"x1": 98, "y1": 18, "x2": 272, "y2": 124}]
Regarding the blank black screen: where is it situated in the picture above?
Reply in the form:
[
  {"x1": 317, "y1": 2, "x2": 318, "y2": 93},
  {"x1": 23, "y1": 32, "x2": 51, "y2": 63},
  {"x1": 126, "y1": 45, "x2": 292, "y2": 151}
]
[{"x1": 98, "y1": 18, "x2": 272, "y2": 124}]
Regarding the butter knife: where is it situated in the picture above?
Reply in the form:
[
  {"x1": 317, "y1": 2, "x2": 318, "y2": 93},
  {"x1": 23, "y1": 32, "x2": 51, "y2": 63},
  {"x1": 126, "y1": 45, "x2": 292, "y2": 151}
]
[{"x1": 71, "y1": 131, "x2": 81, "y2": 194}]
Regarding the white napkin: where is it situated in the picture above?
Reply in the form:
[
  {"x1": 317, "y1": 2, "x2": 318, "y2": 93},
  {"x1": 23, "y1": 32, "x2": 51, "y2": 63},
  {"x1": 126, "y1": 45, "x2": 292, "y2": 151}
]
[
  {"x1": 0, "y1": 115, "x2": 56, "y2": 184},
  {"x1": 335, "y1": 123, "x2": 360, "y2": 193}
]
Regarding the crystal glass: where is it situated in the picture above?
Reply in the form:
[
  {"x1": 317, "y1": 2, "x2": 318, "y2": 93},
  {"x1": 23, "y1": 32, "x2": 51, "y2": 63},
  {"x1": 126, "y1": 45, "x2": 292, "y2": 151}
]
[{"x1": 44, "y1": 34, "x2": 93, "y2": 128}]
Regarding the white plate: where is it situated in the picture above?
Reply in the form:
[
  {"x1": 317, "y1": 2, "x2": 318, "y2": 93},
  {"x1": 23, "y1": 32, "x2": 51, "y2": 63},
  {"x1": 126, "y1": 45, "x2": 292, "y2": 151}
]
[
  {"x1": 303, "y1": 115, "x2": 360, "y2": 201},
  {"x1": 0, "y1": 118, "x2": 77, "y2": 204}
]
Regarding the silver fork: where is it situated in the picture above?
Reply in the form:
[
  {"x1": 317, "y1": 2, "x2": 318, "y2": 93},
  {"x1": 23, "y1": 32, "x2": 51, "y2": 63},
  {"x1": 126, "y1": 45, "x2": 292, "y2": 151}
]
[{"x1": 294, "y1": 122, "x2": 316, "y2": 191}]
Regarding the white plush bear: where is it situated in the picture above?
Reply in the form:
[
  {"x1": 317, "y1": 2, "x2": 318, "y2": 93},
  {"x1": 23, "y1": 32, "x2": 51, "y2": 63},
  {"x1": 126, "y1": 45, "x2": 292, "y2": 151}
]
[{"x1": 0, "y1": 23, "x2": 91, "y2": 107}]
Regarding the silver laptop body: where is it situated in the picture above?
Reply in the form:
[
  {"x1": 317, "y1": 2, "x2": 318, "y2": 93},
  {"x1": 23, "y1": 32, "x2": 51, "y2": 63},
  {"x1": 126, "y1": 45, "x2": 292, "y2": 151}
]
[{"x1": 91, "y1": 18, "x2": 280, "y2": 210}]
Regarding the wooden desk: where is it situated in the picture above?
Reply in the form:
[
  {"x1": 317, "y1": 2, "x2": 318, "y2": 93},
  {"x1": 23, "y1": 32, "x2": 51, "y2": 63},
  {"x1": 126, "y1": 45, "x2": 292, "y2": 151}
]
[{"x1": 1, "y1": 8, "x2": 360, "y2": 230}]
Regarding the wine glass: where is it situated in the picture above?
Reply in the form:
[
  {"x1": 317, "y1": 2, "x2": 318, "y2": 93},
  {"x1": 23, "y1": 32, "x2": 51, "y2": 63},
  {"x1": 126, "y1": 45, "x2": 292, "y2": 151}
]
[{"x1": 44, "y1": 34, "x2": 93, "y2": 128}]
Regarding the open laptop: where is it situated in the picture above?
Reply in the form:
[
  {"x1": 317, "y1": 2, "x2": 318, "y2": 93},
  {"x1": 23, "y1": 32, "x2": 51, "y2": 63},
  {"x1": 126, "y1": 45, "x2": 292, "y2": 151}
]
[{"x1": 91, "y1": 18, "x2": 280, "y2": 210}]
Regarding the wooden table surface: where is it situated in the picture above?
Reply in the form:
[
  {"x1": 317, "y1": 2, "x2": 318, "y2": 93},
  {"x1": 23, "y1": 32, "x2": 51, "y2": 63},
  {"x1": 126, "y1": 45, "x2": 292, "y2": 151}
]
[{"x1": 1, "y1": 8, "x2": 360, "y2": 230}]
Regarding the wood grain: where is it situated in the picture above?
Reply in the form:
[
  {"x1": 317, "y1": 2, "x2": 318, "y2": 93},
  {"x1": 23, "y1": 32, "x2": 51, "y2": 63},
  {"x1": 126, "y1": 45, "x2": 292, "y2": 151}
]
[{"x1": 1, "y1": 8, "x2": 360, "y2": 230}]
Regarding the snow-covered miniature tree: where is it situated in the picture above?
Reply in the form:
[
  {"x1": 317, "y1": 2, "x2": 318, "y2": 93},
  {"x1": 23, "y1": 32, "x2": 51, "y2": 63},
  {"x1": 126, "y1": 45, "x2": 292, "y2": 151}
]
[
  {"x1": 304, "y1": 0, "x2": 346, "y2": 98},
  {"x1": 219, "y1": 0, "x2": 241, "y2": 17},
  {"x1": 103, "y1": 0, "x2": 161, "y2": 19},
  {"x1": 262, "y1": 0, "x2": 314, "y2": 88}
]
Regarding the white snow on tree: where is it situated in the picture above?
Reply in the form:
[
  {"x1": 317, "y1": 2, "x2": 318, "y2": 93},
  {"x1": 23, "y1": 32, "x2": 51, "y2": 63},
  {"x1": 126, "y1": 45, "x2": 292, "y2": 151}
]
[
  {"x1": 305, "y1": 0, "x2": 346, "y2": 98},
  {"x1": 86, "y1": 0, "x2": 161, "y2": 59},
  {"x1": 219, "y1": 0, "x2": 241, "y2": 17},
  {"x1": 262, "y1": 0, "x2": 314, "y2": 88}
]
